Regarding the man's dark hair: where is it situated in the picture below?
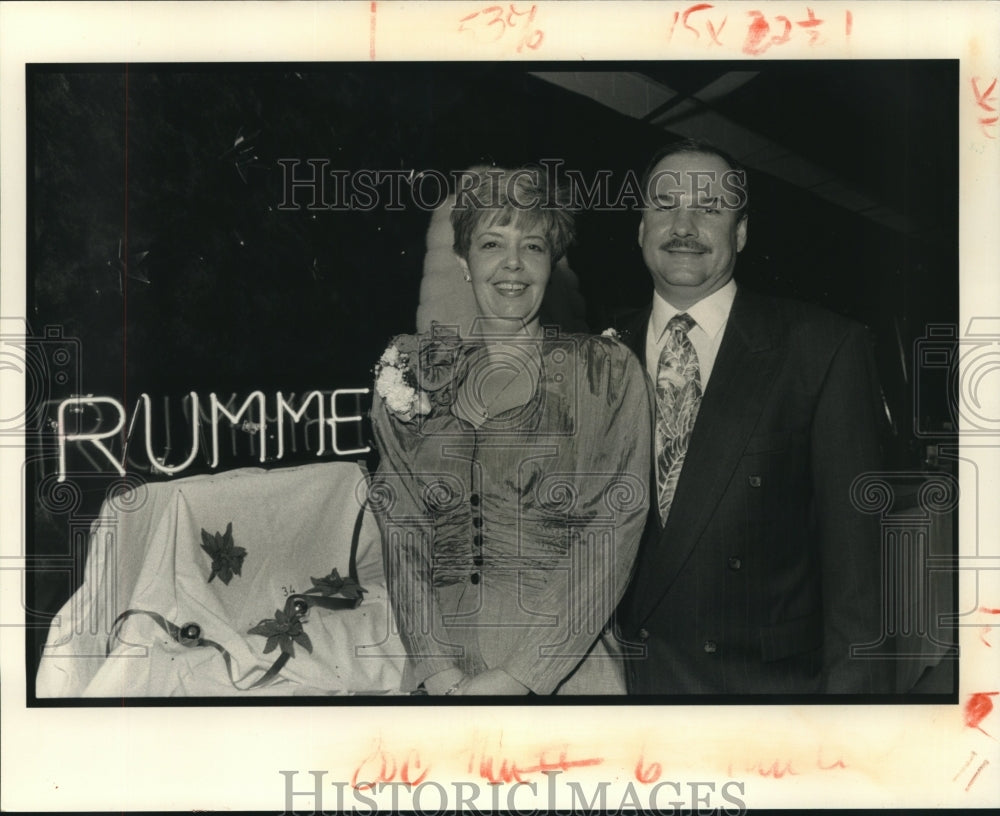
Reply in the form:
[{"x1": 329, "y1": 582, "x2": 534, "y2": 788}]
[{"x1": 641, "y1": 138, "x2": 749, "y2": 219}]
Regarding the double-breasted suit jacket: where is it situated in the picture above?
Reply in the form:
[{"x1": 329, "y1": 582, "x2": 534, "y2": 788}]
[{"x1": 618, "y1": 287, "x2": 894, "y2": 694}]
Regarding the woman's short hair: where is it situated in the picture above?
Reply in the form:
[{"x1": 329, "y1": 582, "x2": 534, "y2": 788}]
[{"x1": 450, "y1": 165, "x2": 576, "y2": 261}]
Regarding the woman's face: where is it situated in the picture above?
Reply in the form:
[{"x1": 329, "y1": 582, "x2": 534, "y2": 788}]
[{"x1": 458, "y1": 216, "x2": 552, "y2": 334}]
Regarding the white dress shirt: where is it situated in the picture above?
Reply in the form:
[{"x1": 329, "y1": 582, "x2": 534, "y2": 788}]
[{"x1": 645, "y1": 280, "x2": 737, "y2": 386}]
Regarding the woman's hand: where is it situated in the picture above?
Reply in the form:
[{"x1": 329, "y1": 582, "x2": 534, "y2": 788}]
[
  {"x1": 456, "y1": 669, "x2": 529, "y2": 696},
  {"x1": 424, "y1": 667, "x2": 467, "y2": 695}
]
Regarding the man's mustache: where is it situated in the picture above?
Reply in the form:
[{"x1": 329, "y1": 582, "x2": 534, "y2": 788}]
[{"x1": 661, "y1": 238, "x2": 710, "y2": 253}]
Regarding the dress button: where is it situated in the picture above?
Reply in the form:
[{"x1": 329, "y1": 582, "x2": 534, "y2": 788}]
[
  {"x1": 748, "y1": 475, "x2": 762, "y2": 488},
  {"x1": 473, "y1": 555, "x2": 484, "y2": 567},
  {"x1": 704, "y1": 640, "x2": 718, "y2": 654},
  {"x1": 472, "y1": 517, "x2": 482, "y2": 528},
  {"x1": 638, "y1": 628, "x2": 649, "y2": 641},
  {"x1": 728, "y1": 556, "x2": 742, "y2": 571},
  {"x1": 470, "y1": 573, "x2": 480, "y2": 585},
  {"x1": 470, "y1": 493, "x2": 480, "y2": 506},
  {"x1": 473, "y1": 534, "x2": 482, "y2": 548}
]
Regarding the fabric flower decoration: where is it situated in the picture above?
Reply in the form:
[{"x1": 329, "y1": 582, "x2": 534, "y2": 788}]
[
  {"x1": 601, "y1": 327, "x2": 621, "y2": 339},
  {"x1": 374, "y1": 337, "x2": 433, "y2": 421},
  {"x1": 200, "y1": 522, "x2": 247, "y2": 585},
  {"x1": 306, "y1": 567, "x2": 366, "y2": 601},
  {"x1": 247, "y1": 608, "x2": 313, "y2": 657}
]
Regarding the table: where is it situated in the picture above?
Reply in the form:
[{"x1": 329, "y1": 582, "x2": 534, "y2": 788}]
[{"x1": 36, "y1": 462, "x2": 405, "y2": 697}]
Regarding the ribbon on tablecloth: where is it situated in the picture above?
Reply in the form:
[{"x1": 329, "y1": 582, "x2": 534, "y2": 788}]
[
  {"x1": 104, "y1": 493, "x2": 372, "y2": 692},
  {"x1": 105, "y1": 591, "x2": 362, "y2": 691}
]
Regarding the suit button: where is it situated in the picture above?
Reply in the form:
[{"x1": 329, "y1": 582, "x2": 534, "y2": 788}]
[
  {"x1": 638, "y1": 628, "x2": 650, "y2": 641},
  {"x1": 703, "y1": 640, "x2": 718, "y2": 654},
  {"x1": 470, "y1": 573, "x2": 480, "y2": 585},
  {"x1": 728, "y1": 556, "x2": 742, "y2": 571},
  {"x1": 470, "y1": 493, "x2": 480, "y2": 506},
  {"x1": 748, "y1": 475, "x2": 762, "y2": 488}
]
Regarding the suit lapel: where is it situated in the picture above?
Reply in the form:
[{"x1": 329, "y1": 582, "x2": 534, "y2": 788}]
[{"x1": 632, "y1": 289, "x2": 786, "y2": 624}]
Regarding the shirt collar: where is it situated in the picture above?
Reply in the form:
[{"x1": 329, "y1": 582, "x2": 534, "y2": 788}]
[{"x1": 651, "y1": 279, "x2": 738, "y2": 343}]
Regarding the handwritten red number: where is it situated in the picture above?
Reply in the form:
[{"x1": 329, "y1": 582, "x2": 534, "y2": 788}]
[
  {"x1": 458, "y1": 10, "x2": 480, "y2": 34},
  {"x1": 683, "y1": 4, "x2": 714, "y2": 38},
  {"x1": 743, "y1": 12, "x2": 771, "y2": 55},
  {"x1": 460, "y1": 4, "x2": 542, "y2": 50},
  {"x1": 964, "y1": 691, "x2": 998, "y2": 736},
  {"x1": 634, "y1": 753, "x2": 662, "y2": 783},
  {"x1": 796, "y1": 8, "x2": 824, "y2": 45}
]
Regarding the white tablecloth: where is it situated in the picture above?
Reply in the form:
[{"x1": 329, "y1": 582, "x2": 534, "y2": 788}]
[{"x1": 36, "y1": 462, "x2": 405, "y2": 696}]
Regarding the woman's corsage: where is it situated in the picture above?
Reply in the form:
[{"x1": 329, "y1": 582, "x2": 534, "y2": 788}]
[
  {"x1": 601, "y1": 327, "x2": 621, "y2": 339},
  {"x1": 374, "y1": 338, "x2": 432, "y2": 421}
]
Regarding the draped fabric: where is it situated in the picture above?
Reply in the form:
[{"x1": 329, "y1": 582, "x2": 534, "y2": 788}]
[
  {"x1": 370, "y1": 332, "x2": 652, "y2": 694},
  {"x1": 36, "y1": 462, "x2": 403, "y2": 697}
]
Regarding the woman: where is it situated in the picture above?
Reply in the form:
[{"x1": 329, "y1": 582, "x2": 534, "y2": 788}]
[{"x1": 369, "y1": 166, "x2": 652, "y2": 695}]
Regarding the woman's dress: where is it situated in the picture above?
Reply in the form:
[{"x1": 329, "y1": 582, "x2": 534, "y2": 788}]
[{"x1": 369, "y1": 329, "x2": 652, "y2": 694}]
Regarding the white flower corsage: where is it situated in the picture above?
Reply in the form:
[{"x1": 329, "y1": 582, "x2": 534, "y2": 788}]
[
  {"x1": 374, "y1": 341, "x2": 432, "y2": 421},
  {"x1": 601, "y1": 327, "x2": 621, "y2": 339}
]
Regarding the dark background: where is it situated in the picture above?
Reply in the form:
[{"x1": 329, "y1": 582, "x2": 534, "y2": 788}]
[{"x1": 25, "y1": 61, "x2": 958, "y2": 682}]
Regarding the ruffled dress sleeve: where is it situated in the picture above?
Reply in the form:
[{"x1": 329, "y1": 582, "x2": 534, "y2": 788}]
[
  {"x1": 368, "y1": 338, "x2": 461, "y2": 688},
  {"x1": 498, "y1": 336, "x2": 654, "y2": 694}
]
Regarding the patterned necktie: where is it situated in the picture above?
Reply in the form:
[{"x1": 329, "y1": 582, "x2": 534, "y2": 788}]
[{"x1": 655, "y1": 313, "x2": 702, "y2": 524}]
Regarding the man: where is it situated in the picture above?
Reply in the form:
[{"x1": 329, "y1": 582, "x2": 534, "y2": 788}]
[{"x1": 617, "y1": 139, "x2": 893, "y2": 694}]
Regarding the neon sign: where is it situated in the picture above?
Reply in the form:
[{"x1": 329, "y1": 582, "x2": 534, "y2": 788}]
[{"x1": 56, "y1": 389, "x2": 371, "y2": 482}]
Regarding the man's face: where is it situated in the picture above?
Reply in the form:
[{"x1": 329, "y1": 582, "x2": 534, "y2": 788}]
[{"x1": 638, "y1": 151, "x2": 748, "y2": 309}]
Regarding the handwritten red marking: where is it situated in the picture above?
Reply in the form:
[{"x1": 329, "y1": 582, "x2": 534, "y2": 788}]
[
  {"x1": 953, "y1": 750, "x2": 978, "y2": 782},
  {"x1": 351, "y1": 743, "x2": 429, "y2": 790},
  {"x1": 845, "y1": 10, "x2": 852, "y2": 36},
  {"x1": 635, "y1": 753, "x2": 662, "y2": 783},
  {"x1": 753, "y1": 759, "x2": 799, "y2": 778},
  {"x1": 369, "y1": 2, "x2": 377, "y2": 61},
  {"x1": 458, "y1": 4, "x2": 542, "y2": 51},
  {"x1": 974, "y1": 78, "x2": 999, "y2": 138},
  {"x1": 515, "y1": 5, "x2": 543, "y2": 53},
  {"x1": 817, "y1": 750, "x2": 848, "y2": 771},
  {"x1": 743, "y1": 11, "x2": 771, "y2": 54},
  {"x1": 772, "y1": 16, "x2": 793, "y2": 45},
  {"x1": 470, "y1": 745, "x2": 602, "y2": 785},
  {"x1": 743, "y1": 11, "x2": 792, "y2": 55},
  {"x1": 972, "y1": 78, "x2": 998, "y2": 111},
  {"x1": 683, "y1": 4, "x2": 714, "y2": 38},
  {"x1": 981, "y1": 626, "x2": 993, "y2": 647},
  {"x1": 966, "y1": 758, "x2": 990, "y2": 791},
  {"x1": 796, "y1": 8, "x2": 823, "y2": 45},
  {"x1": 706, "y1": 17, "x2": 728, "y2": 46},
  {"x1": 667, "y1": 10, "x2": 679, "y2": 41},
  {"x1": 964, "y1": 691, "x2": 999, "y2": 737}
]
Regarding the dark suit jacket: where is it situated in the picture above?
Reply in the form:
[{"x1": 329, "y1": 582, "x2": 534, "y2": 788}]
[{"x1": 618, "y1": 287, "x2": 894, "y2": 694}]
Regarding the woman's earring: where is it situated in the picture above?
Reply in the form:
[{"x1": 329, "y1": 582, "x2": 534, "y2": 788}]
[{"x1": 463, "y1": 273, "x2": 471, "y2": 282}]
